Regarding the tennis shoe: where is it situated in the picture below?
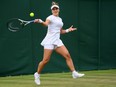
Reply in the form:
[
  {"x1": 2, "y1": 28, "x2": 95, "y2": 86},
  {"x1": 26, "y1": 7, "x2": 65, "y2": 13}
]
[
  {"x1": 34, "y1": 72, "x2": 40, "y2": 85},
  {"x1": 72, "y1": 71, "x2": 85, "y2": 79}
]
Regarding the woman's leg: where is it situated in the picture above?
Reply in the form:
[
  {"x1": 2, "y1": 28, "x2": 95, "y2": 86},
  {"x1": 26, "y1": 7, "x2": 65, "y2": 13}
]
[
  {"x1": 37, "y1": 49, "x2": 53, "y2": 74},
  {"x1": 55, "y1": 45, "x2": 75, "y2": 72},
  {"x1": 34, "y1": 49, "x2": 53, "y2": 85},
  {"x1": 55, "y1": 45, "x2": 85, "y2": 78}
]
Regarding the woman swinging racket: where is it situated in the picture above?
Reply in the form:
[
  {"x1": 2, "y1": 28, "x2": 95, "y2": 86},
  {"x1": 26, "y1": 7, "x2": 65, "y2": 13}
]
[{"x1": 34, "y1": 1, "x2": 85, "y2": 85}]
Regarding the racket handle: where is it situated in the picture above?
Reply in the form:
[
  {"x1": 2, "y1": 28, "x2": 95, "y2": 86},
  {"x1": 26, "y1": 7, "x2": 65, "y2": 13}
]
[{"x1": 29, "y1": 20, "x2": 34, "y2": 23}]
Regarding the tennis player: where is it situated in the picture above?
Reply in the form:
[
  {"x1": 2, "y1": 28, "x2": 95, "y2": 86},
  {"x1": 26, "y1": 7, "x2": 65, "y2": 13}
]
[{"x1": 34, "y1": 2, "x2": 85, "y2": 85}]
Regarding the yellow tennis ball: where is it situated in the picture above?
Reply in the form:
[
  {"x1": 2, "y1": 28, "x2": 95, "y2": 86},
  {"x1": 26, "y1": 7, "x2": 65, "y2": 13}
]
[{"x1": 30, "y1": 12, "x2": 34, "y2": 17}]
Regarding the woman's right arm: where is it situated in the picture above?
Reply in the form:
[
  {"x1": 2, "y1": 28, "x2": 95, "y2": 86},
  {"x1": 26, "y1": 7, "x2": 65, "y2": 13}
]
[{"x1": 34, "y1": 19, "x2": 50, "y2": 27}]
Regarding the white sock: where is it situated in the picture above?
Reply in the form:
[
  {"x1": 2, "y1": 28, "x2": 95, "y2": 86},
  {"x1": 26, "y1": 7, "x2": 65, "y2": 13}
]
[
  {"x1": 35, "y1": 72, "x2": 40, "y2": 79},
  {"x1": 72, "y1": 70, "x2": 78, "y2": 74}
]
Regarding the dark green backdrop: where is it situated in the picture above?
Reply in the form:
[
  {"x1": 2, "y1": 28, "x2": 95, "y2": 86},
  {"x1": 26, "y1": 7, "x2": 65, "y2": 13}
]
[{"x1": 0, "y1": 0, "x2": 116, "y2": 76}]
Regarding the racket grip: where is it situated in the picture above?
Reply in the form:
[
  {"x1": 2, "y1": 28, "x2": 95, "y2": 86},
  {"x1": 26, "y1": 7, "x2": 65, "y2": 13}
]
[{"x1": 30, "y1": 20, "x2": 34, "y2": 23}]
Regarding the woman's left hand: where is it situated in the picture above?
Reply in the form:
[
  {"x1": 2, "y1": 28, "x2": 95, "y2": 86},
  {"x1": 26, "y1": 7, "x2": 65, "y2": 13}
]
[{"x1": 68, "y1": 25, "x2": 77, "y2": 32}]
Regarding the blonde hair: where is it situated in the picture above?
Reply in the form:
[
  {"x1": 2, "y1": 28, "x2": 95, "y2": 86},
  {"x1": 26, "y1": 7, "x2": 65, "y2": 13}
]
[{"x1": 52, "y1": 1, "x2": 59, "y2": 6}]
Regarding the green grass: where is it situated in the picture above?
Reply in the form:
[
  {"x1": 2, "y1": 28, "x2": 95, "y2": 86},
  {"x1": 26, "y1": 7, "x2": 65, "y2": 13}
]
[{"x1": 0, "y1": 69, "x2": 116, "y2": 87}]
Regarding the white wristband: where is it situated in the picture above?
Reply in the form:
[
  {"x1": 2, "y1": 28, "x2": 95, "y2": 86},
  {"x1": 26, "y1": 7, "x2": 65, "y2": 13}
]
[
  {"x1": 65, "y1": 29, "x2": 69, "y2": 33},
  {"x1": 39, "y1": 19, "x2": 43, "y2": 23}
]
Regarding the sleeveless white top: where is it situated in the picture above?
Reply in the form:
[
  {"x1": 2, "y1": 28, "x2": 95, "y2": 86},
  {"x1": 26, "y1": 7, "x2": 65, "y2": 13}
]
[{"x1": 41, "y1": 15, "x2": 64, "y2": 46}]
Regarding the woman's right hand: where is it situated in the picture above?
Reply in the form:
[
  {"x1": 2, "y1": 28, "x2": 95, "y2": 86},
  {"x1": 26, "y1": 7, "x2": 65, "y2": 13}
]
[
  {"x1": 34, "y1": 19, "x2": 39, "y2": 23},
  {"x1": 34, "y1": 19, "x2": 44, "y2": 23},
  {"x1": 34, "y1": 19, "x2": 49, "y2": 26}
]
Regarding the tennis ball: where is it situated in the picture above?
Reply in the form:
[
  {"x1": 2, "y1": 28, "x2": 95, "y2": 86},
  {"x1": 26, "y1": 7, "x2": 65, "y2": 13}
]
[{"x1": 30, "y1": 12, "x2": 34, "y2": 17}]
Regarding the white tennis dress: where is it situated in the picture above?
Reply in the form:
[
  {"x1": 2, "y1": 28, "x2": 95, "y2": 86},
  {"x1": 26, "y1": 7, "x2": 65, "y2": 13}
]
[{"x1": 41, "y1": 15, "x2": 64, "y2": 47}]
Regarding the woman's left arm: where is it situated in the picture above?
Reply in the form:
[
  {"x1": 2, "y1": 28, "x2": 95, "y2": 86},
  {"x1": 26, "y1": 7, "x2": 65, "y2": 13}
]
[{"x1": 60, "y1": 25, "x2": 77, "y2": 34}]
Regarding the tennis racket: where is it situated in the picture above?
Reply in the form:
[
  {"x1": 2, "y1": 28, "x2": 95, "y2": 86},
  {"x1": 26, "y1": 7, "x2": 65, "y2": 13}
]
[{"x1": 7, "y1": 18, "x2": 34, "y2": 32}]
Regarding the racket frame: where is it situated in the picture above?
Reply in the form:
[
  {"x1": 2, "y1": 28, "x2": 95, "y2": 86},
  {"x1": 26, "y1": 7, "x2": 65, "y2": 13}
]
[{"x1": 7, "y1": 18, "x2": 34, "y2": 32}]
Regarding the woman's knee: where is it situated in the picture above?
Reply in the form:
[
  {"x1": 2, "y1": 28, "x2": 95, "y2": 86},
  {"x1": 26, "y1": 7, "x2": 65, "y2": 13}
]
[
  {"x1": 65, "y1": 53, "x2": 71, "y2": 59},
  {"x1": 41, "y1": 58, "x2": 50, "y2": 64}
]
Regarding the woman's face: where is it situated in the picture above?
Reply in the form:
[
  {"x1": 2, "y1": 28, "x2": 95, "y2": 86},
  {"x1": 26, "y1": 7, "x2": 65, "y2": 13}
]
[{"x1": 52, "y1": 7, "x2": 59, "y2": 16}]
